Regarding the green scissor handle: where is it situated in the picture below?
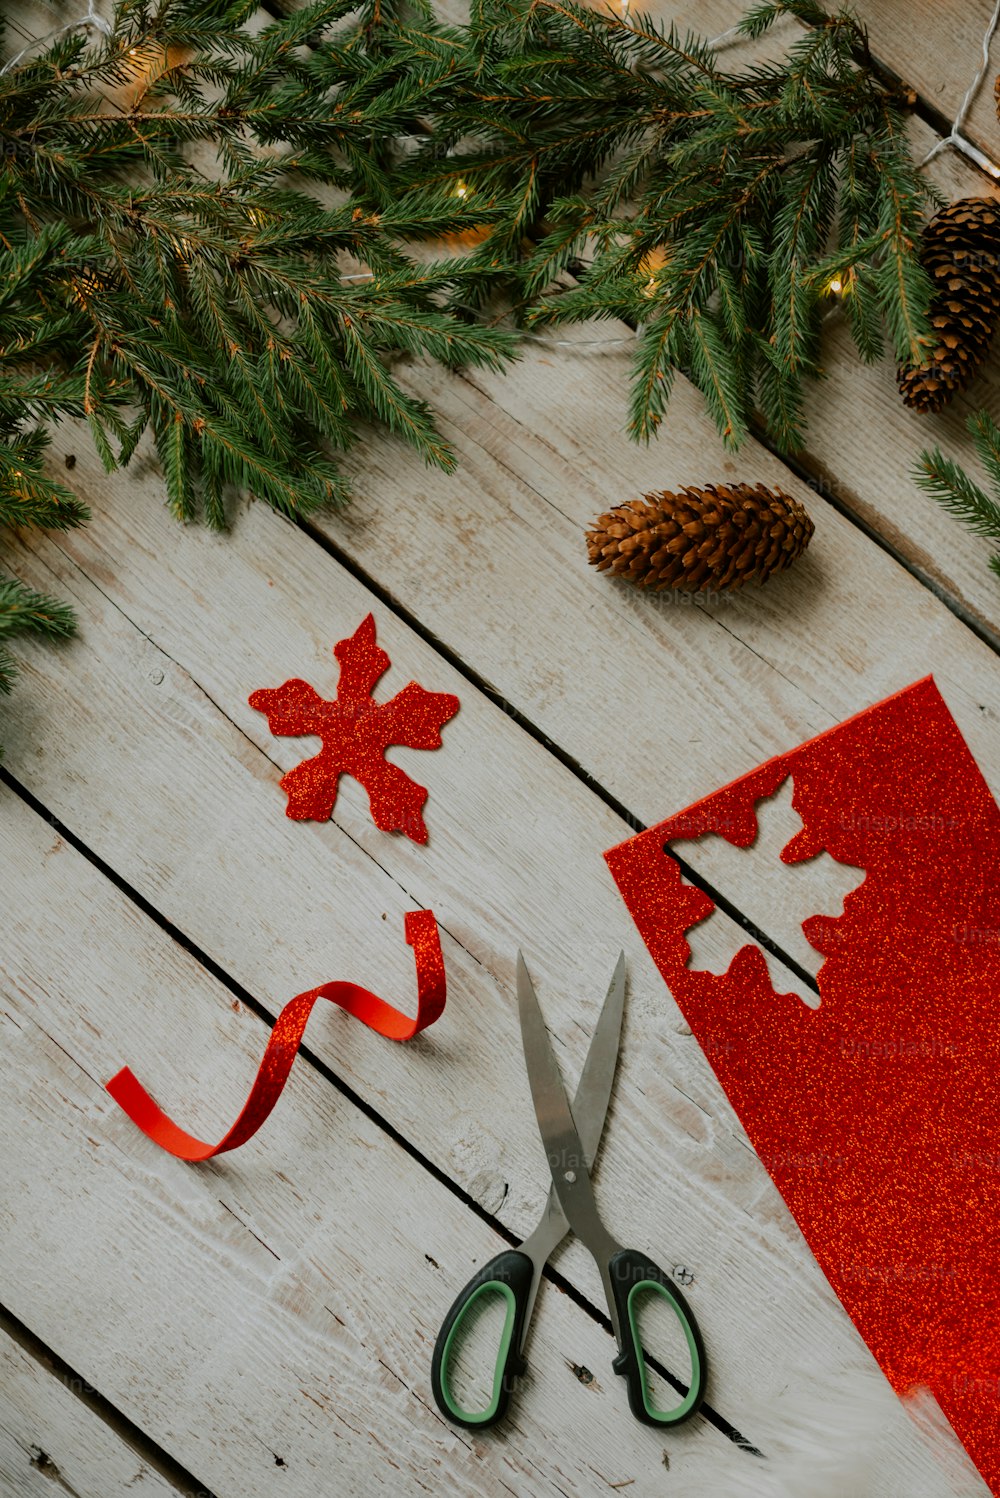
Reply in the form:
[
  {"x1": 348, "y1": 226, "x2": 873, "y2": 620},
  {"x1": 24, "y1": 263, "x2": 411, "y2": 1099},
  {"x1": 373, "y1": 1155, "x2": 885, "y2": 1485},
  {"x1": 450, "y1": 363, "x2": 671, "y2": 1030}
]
[
  {"x1": 608, "y1": 1247, "x2": 706, "y2": 1426},
  {"x1": 431, "y1": 1249, "x2": 534, "y2": 1428}
]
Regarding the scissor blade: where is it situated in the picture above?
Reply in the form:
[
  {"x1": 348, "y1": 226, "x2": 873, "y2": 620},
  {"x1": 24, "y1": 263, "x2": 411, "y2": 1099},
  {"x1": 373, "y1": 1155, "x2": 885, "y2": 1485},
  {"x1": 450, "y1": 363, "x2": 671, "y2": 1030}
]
[
  {"x1": 572, "y1": 951, "x2": 625, "y2": 1167},
  {"x1": 521, "y1": 953, "x2": 625, "y2": 1254},
  {"x1": 515, "y1": 955, "x2": 626, "y2": 1344},
  {"x1": 516, "y1": 954, "x2": 621, "y2": 1275}
]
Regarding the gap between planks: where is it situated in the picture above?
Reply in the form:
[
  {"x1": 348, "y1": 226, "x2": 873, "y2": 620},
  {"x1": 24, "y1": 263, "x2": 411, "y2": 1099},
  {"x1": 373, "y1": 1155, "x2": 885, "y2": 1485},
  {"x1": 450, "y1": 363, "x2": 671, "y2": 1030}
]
[{"x1": 0, "y1": 1307, "x2": 215, "y2": 1498}]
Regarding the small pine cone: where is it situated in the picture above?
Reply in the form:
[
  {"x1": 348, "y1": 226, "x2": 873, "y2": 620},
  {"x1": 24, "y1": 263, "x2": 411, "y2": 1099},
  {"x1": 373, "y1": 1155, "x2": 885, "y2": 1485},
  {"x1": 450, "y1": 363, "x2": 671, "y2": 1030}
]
[
  {"x1": 898, "y1": 197, "x2": 1000, "y2": 414},
  {"x1": 585, "y1": 483, "x2": 814, "y2": 593}
]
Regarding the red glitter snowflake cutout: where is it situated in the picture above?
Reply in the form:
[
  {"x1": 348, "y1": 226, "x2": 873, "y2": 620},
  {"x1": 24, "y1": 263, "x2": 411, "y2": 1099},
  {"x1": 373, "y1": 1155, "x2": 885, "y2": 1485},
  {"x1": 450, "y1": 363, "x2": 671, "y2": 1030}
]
[{"x1": 250, "y1": 615, "x2": 459, "y2": 844}]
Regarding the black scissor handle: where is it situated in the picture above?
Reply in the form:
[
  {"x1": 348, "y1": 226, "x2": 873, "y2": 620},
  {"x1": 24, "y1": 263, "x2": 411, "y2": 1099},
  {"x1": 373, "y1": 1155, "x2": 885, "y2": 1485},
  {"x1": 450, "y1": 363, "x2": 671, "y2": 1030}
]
[
  {"x1": 431, "y1": 1249, "x2": 534, "y2": 1428},
  {"x1": 608, "y1": 1247, "x2": 706, "y2": 1426}
]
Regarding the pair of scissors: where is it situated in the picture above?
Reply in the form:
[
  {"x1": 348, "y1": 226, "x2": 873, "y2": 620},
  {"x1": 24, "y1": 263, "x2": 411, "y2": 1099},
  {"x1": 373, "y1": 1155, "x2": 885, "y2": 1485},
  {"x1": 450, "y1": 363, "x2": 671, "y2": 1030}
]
[{"x1": 431, "y1": 952, "x2": 706, "y2": 1429}]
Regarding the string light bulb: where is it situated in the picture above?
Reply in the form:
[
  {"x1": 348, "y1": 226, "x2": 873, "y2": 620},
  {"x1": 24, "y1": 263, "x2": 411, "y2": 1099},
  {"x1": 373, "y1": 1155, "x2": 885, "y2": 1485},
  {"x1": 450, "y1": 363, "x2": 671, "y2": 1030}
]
[
  {"x1": 827, "y1": 276, "x2": 843, "y2": 296},
  {"x1": 455, "y1": 180, "x2": 469, "y2": 199},
  {"x1": 638, "y1": 244, "x2": 669, "y2": 299}
]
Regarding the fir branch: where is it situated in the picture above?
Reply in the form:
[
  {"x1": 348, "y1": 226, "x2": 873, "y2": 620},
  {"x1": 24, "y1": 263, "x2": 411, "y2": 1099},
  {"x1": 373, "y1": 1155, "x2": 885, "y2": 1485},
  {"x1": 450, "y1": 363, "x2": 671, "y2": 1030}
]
[
  {"x1": 686, "y1": 306, "x2": 748, "y2": 449},
  {"x1": 0, "y1": 0, "x2": 965, "y2": 734},
  {"x1": 0, "y1": 572, "x2": 78, "y2": 703},
  {"x1": 0, "y1": 420, "x2": 84, "y2": 731},
  {"x1": 969, "y1": 409, "x2": 1000, "y2": 499},
  {"x1": 0, "y1": 429, "x2": 90, "y2": 532},
  {"x1": 394, "y1": 0, "x2": 934, "y2": 452},
  {"x1": 0, "y1": 0, "x2": 521, "y2": 735},
  {"x1": 914, "y1": 413, "x2": 1000, "y2": 581},
  {"x1": 630, "y1": 314, "x2": 684, "y2": 442},
  {"x1": 0, "y1": 0, "x2": 518, "y2": 533},
  {"x1": 914, "y1": 447, "x2": 1000, "y2": 538},
  {"x1": 0, "y1": 576, "x2": 77, "y2": 650}
]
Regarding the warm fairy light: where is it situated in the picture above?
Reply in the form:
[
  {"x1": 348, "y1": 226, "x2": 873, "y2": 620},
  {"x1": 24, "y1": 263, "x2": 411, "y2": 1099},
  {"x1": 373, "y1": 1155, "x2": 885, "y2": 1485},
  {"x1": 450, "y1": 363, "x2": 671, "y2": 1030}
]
[
  {"x1": 455, "y1": 181, "x2": 469, "y2": 199},
  {"x1": 73, "y1": 269, "x2": 103, "y2": 295},
  {"x1": 639, "y1": 245, "x2": 668, "y2": 298},
  {"x1": 827, "y1": 276, "x2": 843, "y2": 296}
]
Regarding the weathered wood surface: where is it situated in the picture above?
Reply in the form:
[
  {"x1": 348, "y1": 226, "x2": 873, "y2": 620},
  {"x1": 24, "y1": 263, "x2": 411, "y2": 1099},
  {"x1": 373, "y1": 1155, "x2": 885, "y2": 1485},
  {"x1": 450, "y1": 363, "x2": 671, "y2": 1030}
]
[
  {"x1": 2, "y1": 793, "x2": 744, "y2": 1498},
  {"x1": 0, "y1": 1326, "x2": 184, "y2": 1498},
  {"x1": 0, "y1": 468, "x2": 872, "y2": 1411},
  {"x1": 3, "y1": 650, "x2": 987, "y2": 1496},
  {"x1": 3, "y1": 425, "x2": 989, "y2": 1495},
  {"x1": 3, "y1": 1, "x2": 1000, "y2": 1494}
]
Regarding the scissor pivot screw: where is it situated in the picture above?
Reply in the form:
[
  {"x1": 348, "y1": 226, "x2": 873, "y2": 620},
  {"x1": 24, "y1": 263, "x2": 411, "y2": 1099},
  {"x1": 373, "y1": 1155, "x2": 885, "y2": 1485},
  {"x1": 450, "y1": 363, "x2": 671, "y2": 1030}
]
[{"x1": 564, "y1": 1169, "x2": 577, "y2": 1183}]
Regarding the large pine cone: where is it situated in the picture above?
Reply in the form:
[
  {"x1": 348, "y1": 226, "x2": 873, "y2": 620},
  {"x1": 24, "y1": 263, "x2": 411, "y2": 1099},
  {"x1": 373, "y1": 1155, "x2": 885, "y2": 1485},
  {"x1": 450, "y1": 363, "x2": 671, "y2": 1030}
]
[
  {"x1": 586, "y1": 483, "x2": 814, "y2": 592},
  {"x1": 897, "y1": 197, "x2": 1000, "y2": 413}
]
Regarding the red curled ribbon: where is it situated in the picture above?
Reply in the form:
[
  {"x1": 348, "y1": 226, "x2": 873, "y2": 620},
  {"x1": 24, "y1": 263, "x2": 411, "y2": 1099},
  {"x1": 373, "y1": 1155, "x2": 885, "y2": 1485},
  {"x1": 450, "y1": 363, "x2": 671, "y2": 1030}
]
[{"x1": 106, "y1": 910, "x2": 444, "y2": 1161}]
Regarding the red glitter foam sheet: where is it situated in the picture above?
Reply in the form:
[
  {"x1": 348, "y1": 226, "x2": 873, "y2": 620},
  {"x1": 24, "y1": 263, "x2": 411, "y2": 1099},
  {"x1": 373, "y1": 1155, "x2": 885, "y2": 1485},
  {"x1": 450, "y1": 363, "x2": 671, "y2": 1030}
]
[{"x1": 604, "y1": 677, "x2": 1000, "y2": 1492}]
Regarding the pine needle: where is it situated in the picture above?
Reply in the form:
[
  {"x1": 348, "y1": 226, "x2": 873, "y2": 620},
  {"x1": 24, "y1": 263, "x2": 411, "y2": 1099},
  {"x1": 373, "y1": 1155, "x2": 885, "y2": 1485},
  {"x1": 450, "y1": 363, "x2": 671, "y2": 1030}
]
[
  {"x1": 914, "y1": 412, "x2": 1000, "y2": 581},
  {"x1": 0, "y1": 0, "x2": 517, "y2": 531},
  {"x1": 392, "y1": 0, "x2": 935, "y2": 451}
]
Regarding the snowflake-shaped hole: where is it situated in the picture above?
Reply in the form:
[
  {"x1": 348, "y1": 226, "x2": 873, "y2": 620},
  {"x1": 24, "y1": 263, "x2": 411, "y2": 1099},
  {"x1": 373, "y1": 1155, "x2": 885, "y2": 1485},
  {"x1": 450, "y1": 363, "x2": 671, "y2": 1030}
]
[{"x1": 668, "y1": 775, "x2": 866, "y2": 1008}]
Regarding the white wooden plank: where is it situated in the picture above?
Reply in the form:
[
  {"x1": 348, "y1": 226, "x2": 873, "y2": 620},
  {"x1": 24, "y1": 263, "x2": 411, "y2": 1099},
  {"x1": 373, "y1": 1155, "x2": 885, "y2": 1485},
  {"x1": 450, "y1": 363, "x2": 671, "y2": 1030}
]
[
  {"x1": 0, "y1": 445, "x2": 985, "y2": 1492},
  {"x1": 0, "y1": 1327, "x2": 184, "y2": 1498},
  {"x1": 5, "y1": 787, "x2": 937, "y2": 1498}
]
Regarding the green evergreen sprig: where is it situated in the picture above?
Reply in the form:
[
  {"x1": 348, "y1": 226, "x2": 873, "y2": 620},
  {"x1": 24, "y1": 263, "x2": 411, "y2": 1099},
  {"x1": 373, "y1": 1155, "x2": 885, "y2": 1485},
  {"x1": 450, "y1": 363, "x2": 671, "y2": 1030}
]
[
  {"x1": 915, "y1": 411, "x2": 1000, "y2": 582},
  {"x1": 392, "y1": 0, "x2": 939, "y2": 451},
  {"x1": 0, "y1": 232, "x2": 90, "y2": 715},
  {"x1": 0, "y1": 419, "x2": 84, "y2": 709},
  {"x1": 0, "y1": 0, "x2": 514, "y2": 728},
  {"x1": 0, "y1": 0, "x2": 515, "y2": 527}
]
